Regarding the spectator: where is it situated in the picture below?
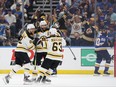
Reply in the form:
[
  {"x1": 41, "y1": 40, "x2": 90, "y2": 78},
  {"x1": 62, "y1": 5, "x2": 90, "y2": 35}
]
[
  {"x1": 4, "y1": 0, "x2": 14, "y2": 9},
  {"x1": 0, "y1": 24, "x2": 7, "y2": 46},
  {"x1": 5, "y1": 9, "x2": 16, "y2": 38},
  {"x1": 80, "y1": 18, "x2": 96, "y2": 46},
  {"x1": 0, "y1": 15, "x2": 9, "y2": 25},
  {"x1": 12, "y1": 3, "x2": 22, "y2": 19},
  {"x1": 65, "y1": 18, "x2": 72, "y2": 36},
  {"x1": 12, "y1": 3, "x2": 22, "y2": 34},
  {"x1": 109, "y1": 7, "x2": 116, "y2": 22},
  {"x1": 31, "y1": 9, "x2": 42, "y2": 25},
  {"x1": 0, "y1": 0, "x2": 4, "y2": 8},
  {"x1": 11, "y1": 3, "x2": 27, "y2": 19},
  {"x1": 58, "y1": 10, "x2": 67, "y2": 32},
  {"x1": 0, "y1": 8, "x2": 4, "y2": 16},
  {"x1": 70, "y1": 15, "x2": 83, "y2": 39},
  {"x1": 75, "y1": 8, "x2": 82, "y2": 18},
  {"x1": 17, "y1": 0, "x2": 31, "y2": 19},
  {"x1": 56, "y1": 0, "x2": 70, "y2": 12},
  {"x1": 63, "y1": 31, "x2": 71, "y2": 46},
  {"x1": 3, "y1": 39, "x2": 12, "y2": 46},
  {"x1": 98, "y1": 20, "x2": 106, "y2": 30},
  {"x1": 71, "y1": 32, "x2": 81, "y2": 46},
  {"x1": 98, "y1": 0, "x2": 112, "y2": 10},
  {"x1": 71, "y1": 0, "x2": 80, "y2": 8},
  {"x1": 5, "y1": 9, "x2": 16, "y2": 25},
  {"x1": 89, "y1": 0, "x2": 95, "y2": 16}
]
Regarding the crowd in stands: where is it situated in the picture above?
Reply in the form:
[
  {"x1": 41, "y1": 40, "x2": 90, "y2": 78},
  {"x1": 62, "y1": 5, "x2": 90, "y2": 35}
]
[
  {"x1": 0, "y1": 0, "x2": 116, "y2": 47},
  {"x1": 0, "y1": 0, "x2": 35, "y2": 46}
]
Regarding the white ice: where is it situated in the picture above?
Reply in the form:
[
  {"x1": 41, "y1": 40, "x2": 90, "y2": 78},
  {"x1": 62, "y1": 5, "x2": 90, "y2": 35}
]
[{"x1": 0, "y1": 74, "x2": 116, "y2": 87}]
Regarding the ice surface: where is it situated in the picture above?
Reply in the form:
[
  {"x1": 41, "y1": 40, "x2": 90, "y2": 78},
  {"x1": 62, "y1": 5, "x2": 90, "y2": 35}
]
[{"x1": 0, "y1": 74, "x2": 116, "y2": 87}]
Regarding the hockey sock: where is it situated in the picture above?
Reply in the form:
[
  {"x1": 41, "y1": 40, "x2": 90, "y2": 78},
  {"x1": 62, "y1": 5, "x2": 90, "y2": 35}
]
[
  {"x1": 94, "y1": 63, "x2": 100, "y2": 72},
  {"x1": 48, "y1": 69, "x2": 53, "y2": 75},
  {"x1": 23, "y1": 63, "x2": 31, "y2": 76},
  {"x1": 39, "y1": 67, "x2": 48, "y2": 77},
  {"x1": 32, "y1": 66, "x2": 39, "y2": 79},
  {"x1": 104, "y1": 63, "x2": 110, "y2": 72},
  {"x1": 32, "y1": 70, "x2": 38, "y2": 79},
  {"x1": 9, "y1": 64, "x2": 21, "y2": 77}
]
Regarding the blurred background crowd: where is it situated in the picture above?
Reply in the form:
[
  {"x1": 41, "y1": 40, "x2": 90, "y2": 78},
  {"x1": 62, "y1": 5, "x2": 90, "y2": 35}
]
[{"x1": 0, "y1": 0, "x2": 116, "y2": 46}]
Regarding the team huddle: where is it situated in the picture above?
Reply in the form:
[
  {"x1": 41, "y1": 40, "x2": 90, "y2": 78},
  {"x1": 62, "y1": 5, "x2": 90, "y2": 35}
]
[{"x1": 3, "y1": 20, "x2": 66, "y2": 84}]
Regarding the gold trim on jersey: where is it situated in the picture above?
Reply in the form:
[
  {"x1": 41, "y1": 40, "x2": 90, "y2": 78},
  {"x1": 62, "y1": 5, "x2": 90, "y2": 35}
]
[
  {"x1": 95, "y1": 48, "x2": 107, "y2": 51},
  {"x1": 15, "y1": 47, "x2": 29, "y2": 52},
  {"x1": 82, "y1": 35, "x2": 94, "y2": 42},
  {"x1": 47, "y1": 52, "x2": 63, "y2": 57}
]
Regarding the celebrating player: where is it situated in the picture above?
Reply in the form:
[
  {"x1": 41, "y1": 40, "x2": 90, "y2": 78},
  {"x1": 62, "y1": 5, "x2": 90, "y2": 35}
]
[
  {"x1": 3, "y1": 24, "x2": 36, "y2": 84},
  {"x1": 36, "y1": 28, "x2": 66, "y2": 83},
  {"x1": 32, "y1": 20, "x2": 49, "y2": 81}
]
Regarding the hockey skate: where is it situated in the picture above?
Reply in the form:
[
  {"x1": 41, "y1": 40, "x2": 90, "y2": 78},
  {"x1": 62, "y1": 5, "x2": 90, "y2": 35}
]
[
  {"x1": 36, "y1": 76, "x2": 51, "y2": 83},
  {"x1": 31, "y1": 78, "x2": 36, "y2": 82},
  {"x1": 103, "y1": 71, "x2": 110, "y2": 76},
  {"x1": 51, "y1": 69, "x2": 57, "y2": 76},
  {"x1": 36, "y1": 76, "x2": 43, "y2": 82},
  {"x1": 23, "y1": 74, "x2": 32, "y2": 85},
  {"x1": 3, "y1": 74, "x2": 11, "y2": 84},
  {"x1": 41, "y1": 76, "x2": 51, "y2": 83},
  {"x1": 94, "y1": 71, "x2": 101, "y2": 76},
  {"x1": 31, "y1": 72, "x2": 38, "y2": 82}
]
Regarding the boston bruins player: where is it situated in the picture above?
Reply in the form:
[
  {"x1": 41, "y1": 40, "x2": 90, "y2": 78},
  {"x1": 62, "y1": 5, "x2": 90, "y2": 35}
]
[
  {"x1": 3, "y1": 24, "x2": 36, "y2": 84},
  {"x1": 32, "y1": 20, "x2": 49, "y2": 81},
  {"x1": 36, "y1": 28, "x2": 66, "y2": 83}
]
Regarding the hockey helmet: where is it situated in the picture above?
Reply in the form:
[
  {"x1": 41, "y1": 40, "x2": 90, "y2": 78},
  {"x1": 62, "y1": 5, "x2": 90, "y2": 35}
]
[
  {"x1": 27, "y1": 24, "x2": 35, "y2": 30},
  {"x1": 39, "y1": 20, "x2": 47, "y2": 26}
]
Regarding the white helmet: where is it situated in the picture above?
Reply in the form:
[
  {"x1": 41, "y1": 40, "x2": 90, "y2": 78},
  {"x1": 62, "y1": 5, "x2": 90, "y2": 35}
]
[
  {"x1": 39, "y1": 20, "x2": 47, "y2": 26},
  {"x1": 49, "y1": 28, "x2": 57, "y2": 35},
  {"x1": 27, "y1": 24, "x2": 35, "y2": 30}
]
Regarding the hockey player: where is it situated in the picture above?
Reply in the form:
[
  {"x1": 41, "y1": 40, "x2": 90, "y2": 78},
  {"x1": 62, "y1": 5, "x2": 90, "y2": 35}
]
[
  {"x1": 36, "y1": 28, "x2": 66, "y2": 83},
  {"x1": 32, "y1": 20, "x2": 49, "y2": 80},
  {"x1": 3, "y1": 24, "x2": 36, "y2": 84},
  {"x1": 94, "y1": 29, "x2": 112, "y2": 75}
]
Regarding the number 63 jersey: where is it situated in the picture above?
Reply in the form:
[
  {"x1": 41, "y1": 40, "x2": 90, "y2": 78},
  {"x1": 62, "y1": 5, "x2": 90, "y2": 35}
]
[{"x1": 46, "y1": 36, "x2": 66, "y2": 61}]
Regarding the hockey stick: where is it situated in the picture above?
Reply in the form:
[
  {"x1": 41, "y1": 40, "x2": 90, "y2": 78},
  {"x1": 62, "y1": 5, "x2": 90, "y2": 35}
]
[
  {"x1": 33, "y1": 37, "x2": 41, "y2": 69},
  {"x1": 57, "y1": 29, "x2": 77, "y2": 60}
]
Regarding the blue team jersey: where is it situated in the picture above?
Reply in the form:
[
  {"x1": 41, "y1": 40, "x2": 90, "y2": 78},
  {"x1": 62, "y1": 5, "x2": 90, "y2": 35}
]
[
  {"x1": 95, "y1": 34, "x2": 110, "y2": 51},
  {"x1": 0, "y1": 25, "x2": 6, "y2": 36}
]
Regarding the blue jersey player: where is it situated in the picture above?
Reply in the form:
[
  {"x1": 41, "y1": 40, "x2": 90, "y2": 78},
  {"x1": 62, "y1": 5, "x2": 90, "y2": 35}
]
[{"x1": 94, "y1": 29, "x2": 112, "y2": 75}]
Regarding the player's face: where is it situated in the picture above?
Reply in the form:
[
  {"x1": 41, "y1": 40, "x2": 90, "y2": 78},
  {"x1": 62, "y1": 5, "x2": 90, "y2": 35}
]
[
  {"x1": 28, "y1": 28, "x2": 36, "y2": 35},
  {"x1": 41, "y1": 25, "x2": 47, "y2": 30}
]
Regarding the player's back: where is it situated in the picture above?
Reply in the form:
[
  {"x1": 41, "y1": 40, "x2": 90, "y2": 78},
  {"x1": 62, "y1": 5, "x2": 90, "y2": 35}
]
[{"x1": 46, "y1": 36, "x2": 66, "y2": 61}]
